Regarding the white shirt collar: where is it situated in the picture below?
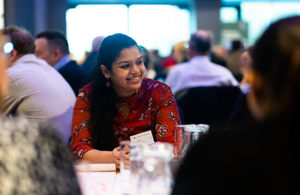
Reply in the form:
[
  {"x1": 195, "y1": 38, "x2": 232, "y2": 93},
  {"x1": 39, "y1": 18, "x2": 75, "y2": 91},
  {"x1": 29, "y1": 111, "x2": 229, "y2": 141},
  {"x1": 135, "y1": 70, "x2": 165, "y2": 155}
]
[{"x1": 189, "y1": 55, "x2": 210, "y2": 64}]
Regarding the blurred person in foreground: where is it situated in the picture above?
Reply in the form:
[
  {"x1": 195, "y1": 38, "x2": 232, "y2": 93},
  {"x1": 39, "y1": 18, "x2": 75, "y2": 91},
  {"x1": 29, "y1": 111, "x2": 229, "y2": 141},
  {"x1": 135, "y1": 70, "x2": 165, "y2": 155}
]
[
  {"x1": 2, "y1": 26, "x2": 75, "y2": 144},
  {"x1": 0, "y1": 32, "x2": 80, "y2": 195},
  {"x1": 70, "y1": 33, "x2": 181, "y2": 168},
  {"x1": 165, "y1": 30, "x2": 238, "y2": 96},
  {"x1": 35, "y1": 31, "x2": 88, "y2": 96},
  {"x1": 172, "y1": 16, "x2": 300, "y2": 195},
  {"x1": 82, "y1": 36, "x2": 105, "y2": 73}
]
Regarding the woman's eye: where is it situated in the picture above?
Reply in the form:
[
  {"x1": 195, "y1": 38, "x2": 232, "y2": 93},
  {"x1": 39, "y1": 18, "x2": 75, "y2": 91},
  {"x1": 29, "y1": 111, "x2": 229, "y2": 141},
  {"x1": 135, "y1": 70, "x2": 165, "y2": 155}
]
[
  {"x1": 122, "y1": 65, "x2": 129, "y2": 69},
  {"x1": 137, "y1": 60, "x2": 143, "y2": 65}
]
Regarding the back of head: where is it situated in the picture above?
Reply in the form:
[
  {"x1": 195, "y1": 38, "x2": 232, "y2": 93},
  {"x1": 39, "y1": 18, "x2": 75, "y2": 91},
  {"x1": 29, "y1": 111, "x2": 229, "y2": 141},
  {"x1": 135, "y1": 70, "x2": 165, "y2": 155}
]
[
  {"x1": 92, "y1": 36, "x2": 105, "y2": 52},
  {"x1": 36, "y1": 30, "x2": 69, "y2": 55},
  {"x1": 231, "y1": 40, "x2": 243, "y2": 52},
  {"x1": 252, "y1": 16, "x2": 300, "y2": 125},
  {"x1": 189, "y1": 30, "x2": 211, "y2": 54},
  {"x1": 0, "y1": 26, "x2": 35, "y2": 55}
]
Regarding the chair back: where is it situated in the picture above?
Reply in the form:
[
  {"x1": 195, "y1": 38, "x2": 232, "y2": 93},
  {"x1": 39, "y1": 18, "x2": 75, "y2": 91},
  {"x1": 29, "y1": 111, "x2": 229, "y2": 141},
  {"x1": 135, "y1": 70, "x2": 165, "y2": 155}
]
[{"x1": 176, "y1": 86, "x2": 242, "y2": 133}]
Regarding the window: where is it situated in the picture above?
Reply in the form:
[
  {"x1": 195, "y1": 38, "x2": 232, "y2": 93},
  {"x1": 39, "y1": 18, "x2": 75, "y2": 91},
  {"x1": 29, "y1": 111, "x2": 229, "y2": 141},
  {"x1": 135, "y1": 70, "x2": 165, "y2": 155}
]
[
  {"x1": 66, "y1": 4, "x2": 191, "y2": 60},
  {"x1": 220, "y1": 7, "x2": 238, "y2": 23},
  {"x1": 66, "y1": 5, "x2": 128, "y2": 61},
  {"x1": 241, "y1": 2, "x2": 300, "y2": 45}
]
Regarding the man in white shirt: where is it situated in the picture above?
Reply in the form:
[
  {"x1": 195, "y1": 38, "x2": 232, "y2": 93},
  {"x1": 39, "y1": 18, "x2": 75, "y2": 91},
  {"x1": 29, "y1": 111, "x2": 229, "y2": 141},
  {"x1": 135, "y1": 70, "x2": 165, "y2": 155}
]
[
  {"x1": 1, "y1": 26, "x2": 76, "y2": 144},
  {"x1": 165, "y1": 30, "x2": 238, "y2": 96}
]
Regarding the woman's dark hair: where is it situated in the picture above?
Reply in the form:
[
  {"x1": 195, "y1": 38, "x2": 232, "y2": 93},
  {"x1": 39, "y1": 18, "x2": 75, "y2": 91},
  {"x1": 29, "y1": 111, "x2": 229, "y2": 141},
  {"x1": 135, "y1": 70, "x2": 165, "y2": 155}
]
[
  {"x1": 88, "y1": 33, "x2": 139, "y2": 151},
  {"x1": 252, "y1": 16, "x2": 300, "y2": 138}
]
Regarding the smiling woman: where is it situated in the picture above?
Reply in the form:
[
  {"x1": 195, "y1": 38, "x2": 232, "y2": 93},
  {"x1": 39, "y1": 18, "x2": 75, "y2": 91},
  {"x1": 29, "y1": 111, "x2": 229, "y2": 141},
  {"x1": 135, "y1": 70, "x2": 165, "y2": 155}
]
[{"x1": 70, "y1": 33, "x2": 181, "y2": 168}]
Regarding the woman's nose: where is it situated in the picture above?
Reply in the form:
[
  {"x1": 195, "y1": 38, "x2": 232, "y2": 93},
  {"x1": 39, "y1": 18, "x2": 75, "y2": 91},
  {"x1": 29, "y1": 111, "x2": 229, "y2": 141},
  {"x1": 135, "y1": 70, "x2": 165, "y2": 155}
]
[{"x1": 130, "y1": 64, "x2": 140, "y2": 74}]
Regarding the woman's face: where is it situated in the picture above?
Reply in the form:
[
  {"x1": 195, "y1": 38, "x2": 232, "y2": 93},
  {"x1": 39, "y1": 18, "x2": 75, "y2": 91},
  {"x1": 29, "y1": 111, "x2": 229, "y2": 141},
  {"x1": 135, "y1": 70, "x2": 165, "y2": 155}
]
[{"x1": 109, "y1": 45, "x2": 145, "y2": 97}]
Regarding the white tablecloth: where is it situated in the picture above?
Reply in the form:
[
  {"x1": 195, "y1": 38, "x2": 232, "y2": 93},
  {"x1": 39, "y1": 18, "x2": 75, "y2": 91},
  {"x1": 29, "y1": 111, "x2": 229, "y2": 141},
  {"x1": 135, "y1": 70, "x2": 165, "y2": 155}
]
[{"x1": 76, "y1": 172, "x2": 121, "y2": 195}]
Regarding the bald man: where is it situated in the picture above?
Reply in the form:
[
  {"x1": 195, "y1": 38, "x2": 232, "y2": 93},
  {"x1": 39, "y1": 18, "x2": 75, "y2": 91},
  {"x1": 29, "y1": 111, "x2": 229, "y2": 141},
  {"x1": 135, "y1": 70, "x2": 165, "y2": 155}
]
[
  {"x1": 82, "y1": 36, "x2": 105, "y2": 72},
  {"x1": 165, "y1": 30, "x2": 238, "y2": 96}
]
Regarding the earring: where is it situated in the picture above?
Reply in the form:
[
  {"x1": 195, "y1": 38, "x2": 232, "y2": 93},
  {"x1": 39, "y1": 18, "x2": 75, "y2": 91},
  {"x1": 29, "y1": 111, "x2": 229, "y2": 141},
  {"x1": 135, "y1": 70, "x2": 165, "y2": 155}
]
[{"x1": 106, "y1": 78, "x2": 110, "y2": 87}]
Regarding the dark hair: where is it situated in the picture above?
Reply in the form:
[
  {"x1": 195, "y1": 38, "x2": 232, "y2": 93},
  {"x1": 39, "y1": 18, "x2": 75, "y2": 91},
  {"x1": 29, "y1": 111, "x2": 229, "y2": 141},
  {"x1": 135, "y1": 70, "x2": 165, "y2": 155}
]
[
  {"x1": 231, "y1": 40, "x2": 243, "y2": 51},
  {"x1": 1, "y1": 26, "x2": 35, "y2": 55},
  {"x1": 36, "y1": 31, "x2": 69, "y2": 55},
  {"x1": 139, "y1": 46, "x2": 149, "y2": 69},
  {"x1": 190, "y1": 32, "x2": 211, "y2": 53},
  {"x1": 88, "y1": 33, "x2": 140, "y2": 151},
  {"x1": 252, "y1": 16, "x2": 300, "y2": 134}
]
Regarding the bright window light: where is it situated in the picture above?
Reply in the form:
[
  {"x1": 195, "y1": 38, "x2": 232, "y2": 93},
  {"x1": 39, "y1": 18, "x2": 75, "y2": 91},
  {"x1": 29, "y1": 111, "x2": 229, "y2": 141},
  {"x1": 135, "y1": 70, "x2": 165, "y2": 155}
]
[
  {"x1": 66, "y1": 5, "x2": 128, "y2": 61},
  {"x1": 128, "y1": 5, "x2": 190, "y2": 57},
  {"x1": 241, "y1": 2, "x2": 272, "y2": 45},
  {"x1": 272, "y1": 2, "x2": 300, "y2": 22},
  {"x1": 241, "y1": 2, "x2": 300, "y2": 45},
  {"x1": 220, "y1": 7, "x2": 238, "y2": 23}
]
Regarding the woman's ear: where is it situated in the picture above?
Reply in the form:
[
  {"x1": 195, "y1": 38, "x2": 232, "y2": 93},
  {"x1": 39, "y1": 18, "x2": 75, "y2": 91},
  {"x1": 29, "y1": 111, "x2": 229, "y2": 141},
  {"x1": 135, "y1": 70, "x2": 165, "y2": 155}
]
[{"x1": 100, "y1": 65, "x2": 110, "y2": 78}]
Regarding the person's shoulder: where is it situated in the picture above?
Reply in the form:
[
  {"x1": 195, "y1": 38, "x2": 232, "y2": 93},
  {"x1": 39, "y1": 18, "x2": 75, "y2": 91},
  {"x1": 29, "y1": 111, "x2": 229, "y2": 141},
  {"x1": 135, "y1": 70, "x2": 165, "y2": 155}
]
[
  {"x1": 77, "y1": 82, "x2": 93, "y2": 98},
  {"x1": 210, "y1": 61, "x2": 231, "y2": 72},
  {"x1": 167, "y1": 62, "x2": 188, "y2": 78},
  {"x1": 141, "y1": 78, "x2": 171, "y2": 91},
  {"x1": 60, "y1": 61, "x2": 88, "y2": 76}
]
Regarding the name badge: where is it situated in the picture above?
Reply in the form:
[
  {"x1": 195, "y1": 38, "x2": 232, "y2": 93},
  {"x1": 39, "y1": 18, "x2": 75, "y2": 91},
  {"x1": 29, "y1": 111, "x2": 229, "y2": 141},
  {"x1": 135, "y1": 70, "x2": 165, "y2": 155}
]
[{"x1": 130, "y1": 130, "x2": 155, "y2": 145}]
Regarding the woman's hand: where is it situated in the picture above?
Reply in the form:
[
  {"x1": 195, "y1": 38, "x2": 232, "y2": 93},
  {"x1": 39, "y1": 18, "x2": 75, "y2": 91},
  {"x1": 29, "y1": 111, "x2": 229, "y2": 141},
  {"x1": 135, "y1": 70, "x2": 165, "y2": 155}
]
[{"x1": 111, "y1": 146, "x2": 121, "y2": 169}]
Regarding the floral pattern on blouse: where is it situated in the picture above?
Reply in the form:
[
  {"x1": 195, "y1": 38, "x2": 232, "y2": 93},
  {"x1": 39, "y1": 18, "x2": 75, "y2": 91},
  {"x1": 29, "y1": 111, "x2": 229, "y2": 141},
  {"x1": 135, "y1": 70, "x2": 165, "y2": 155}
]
[{"x1": 70, "y1": 78, "x2": 182, "y2": 161}]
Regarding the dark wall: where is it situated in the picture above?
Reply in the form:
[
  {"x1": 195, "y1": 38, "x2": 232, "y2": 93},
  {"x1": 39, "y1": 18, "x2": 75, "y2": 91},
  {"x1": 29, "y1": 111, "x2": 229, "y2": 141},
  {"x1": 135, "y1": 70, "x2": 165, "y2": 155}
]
[
  {"x1": 4, "y1": 0, "x2": 68, "y2": 36},
  {"x1": 47, "y1": 0, "x2": 67, "y2": 33},
  {"x1": 195, "y1": 0, "x2": 222, "y2": 44},
  {"x1": 5, "y1": 0, "x2": 35, "y2": 34},
  {"x1": 4, "y1": 0, "x2": 222, "y2": 43}
]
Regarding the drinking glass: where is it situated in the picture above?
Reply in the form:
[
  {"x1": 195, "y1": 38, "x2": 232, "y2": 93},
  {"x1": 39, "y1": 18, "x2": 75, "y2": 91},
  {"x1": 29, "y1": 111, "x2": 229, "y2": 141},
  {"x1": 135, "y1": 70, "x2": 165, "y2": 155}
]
[
  {"x1": 120, "y1": 141, "x2": 144, "y2": 195},
  {"x1": 175, "y1": 124, "x2": 209, "y2": 161},
  {"x1": 138, "y1": 142, "x2": 174, "y2": 195}
]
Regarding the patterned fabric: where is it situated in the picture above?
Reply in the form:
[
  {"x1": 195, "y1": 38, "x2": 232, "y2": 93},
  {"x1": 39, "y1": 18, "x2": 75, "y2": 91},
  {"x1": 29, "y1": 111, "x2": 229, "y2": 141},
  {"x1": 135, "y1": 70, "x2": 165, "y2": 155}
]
[
  {"x1": 71, "y1": 78, "x2": 181, "y2": 160},
  {"x1": 0, "y1": 117, "x2": 81, "y2": 195},
  {"x1": 3, "y1": 54, "x2": 76, "y2": 144}
]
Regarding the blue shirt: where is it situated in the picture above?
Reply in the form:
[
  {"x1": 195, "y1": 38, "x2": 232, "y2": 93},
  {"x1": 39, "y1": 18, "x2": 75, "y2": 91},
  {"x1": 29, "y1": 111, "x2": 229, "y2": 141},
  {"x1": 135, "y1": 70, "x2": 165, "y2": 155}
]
[{"x1": 54, "y1": 55, "x2": 71, "y2": 71}]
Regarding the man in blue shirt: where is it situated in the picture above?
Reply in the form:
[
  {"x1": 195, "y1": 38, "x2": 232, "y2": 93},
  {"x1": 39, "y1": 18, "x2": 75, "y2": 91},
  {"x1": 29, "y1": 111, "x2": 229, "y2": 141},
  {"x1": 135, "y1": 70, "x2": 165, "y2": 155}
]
[{"x1": 35, "y1": 31, "x2": 87, "y2": 96}]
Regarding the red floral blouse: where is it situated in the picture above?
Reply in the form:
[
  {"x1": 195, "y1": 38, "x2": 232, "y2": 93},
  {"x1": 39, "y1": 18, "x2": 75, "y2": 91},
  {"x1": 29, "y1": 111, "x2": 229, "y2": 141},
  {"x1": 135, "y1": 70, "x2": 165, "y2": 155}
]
[{"x1": 70, "y1": 78, "x2": 181, "y2": 160}]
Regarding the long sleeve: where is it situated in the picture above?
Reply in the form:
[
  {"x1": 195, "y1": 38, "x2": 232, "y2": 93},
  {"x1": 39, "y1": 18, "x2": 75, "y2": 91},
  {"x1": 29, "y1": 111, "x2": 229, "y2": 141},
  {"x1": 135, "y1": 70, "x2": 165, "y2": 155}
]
[
  {"x1": 3, "y1": 78, "x2": 22, "y2": 116},
  {"x1": 70, "y1": 89, "x2": 94, "y2": 161},
  {"x1": 154, "y1": 85, "x2": 182, "y2": 149}
]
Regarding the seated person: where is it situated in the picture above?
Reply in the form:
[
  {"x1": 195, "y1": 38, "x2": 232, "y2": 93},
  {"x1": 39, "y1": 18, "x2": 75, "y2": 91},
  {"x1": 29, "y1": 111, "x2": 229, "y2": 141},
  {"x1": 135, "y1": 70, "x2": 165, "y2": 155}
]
[
  {"x1": 2, "y1": 26, "x2": 75, "y2": 144},
  {"x1": 70, "y1": 33, "x2": 181, "y2": 169},
  {"x1": 0, "y1": 34, "x2": 80, "y2": 195},
  {"x1": 172, "y1": 16, "x2": 300, "y2": 195},
  {"x1": 165, "y1": 30, "x2": 238, "y2": 96}
]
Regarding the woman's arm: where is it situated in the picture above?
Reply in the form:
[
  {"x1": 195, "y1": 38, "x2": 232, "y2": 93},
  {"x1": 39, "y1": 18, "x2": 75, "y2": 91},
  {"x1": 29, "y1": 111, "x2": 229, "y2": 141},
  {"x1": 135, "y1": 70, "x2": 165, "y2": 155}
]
[
  {"x1": 83, "y1": 147, "x2": 122, "y2": 168},
  {"x1": 71, "y1": 89, "x2": 123, "y2": 167},
  {"x1": 154, "y1": 85, "x2": 182, "y2": 147}
]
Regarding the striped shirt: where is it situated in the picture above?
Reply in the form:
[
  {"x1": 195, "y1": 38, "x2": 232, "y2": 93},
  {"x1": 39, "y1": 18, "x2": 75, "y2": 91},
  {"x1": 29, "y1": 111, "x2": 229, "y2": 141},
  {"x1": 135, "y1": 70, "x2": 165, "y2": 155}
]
[{"x1": 3, "y1": 54, "x2": 76, "y2": 144}]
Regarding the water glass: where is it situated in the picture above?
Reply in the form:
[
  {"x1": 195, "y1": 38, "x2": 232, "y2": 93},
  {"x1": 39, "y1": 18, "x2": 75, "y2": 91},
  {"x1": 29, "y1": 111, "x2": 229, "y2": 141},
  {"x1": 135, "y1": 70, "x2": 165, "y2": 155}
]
[
  {"x1": 138, "y1": 142, "x2": 174, "y2": 195},
  {"x1": 120, "y1": 141, "x2": 143, "y2": 195},
  {"x1": 175, "y1": 124, "x2": 209, "y2": 161}
]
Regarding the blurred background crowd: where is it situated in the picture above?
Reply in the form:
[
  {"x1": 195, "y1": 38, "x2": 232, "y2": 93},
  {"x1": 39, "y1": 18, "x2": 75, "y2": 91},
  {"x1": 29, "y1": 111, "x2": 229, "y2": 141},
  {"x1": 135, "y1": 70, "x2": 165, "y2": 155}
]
[
  {"x1": 5, "y1": 0, "x2": 300, "y2": 85},
  {"x1": 0, "y1": 0, "x2": 300, "y2": 194}
]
